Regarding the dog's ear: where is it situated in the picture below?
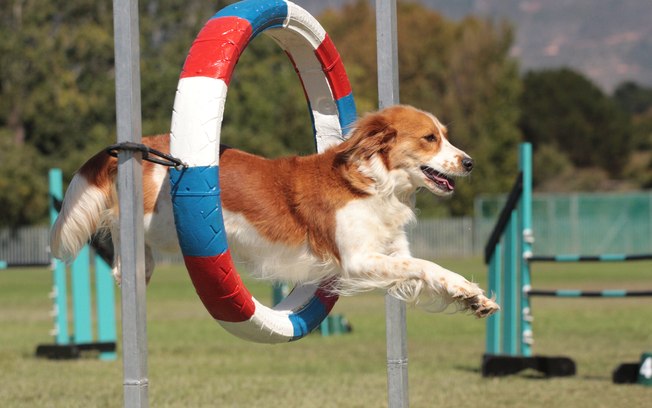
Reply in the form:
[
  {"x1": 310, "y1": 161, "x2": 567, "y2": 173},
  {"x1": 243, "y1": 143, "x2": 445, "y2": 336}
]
[{"x1": 336, "y1": 112, "x2": 397, "y2": 163}]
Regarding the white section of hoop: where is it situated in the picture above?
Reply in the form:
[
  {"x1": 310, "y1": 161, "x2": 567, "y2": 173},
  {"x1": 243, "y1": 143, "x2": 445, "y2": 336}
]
[
  {"x1": 218, "y1": 299, "x2": 294, "y2": 343},
  {"x1": 266, "y1": 32, "x2": 342, "y2": 151},
  {"x1": 217, "y1": 283, "x2": 323, "y2": 343},
  {"x1": 285, "y1": 2, "x2": 326, "y2": 48},
  {"x1": 170, "y1": 76, "x2": 227, "y2": 167},
  {"x1": 285, "y1": 2, "x2": 347, "y2": 150}
]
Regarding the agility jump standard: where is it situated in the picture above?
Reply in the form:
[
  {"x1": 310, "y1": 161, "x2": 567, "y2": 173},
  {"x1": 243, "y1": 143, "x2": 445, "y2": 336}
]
[
  {"x1": 36, "y1": 169, "x2": 116, "y2": 360},
  {"x1": 482, "y1": 142, "x2": 652, "y2": 384}
]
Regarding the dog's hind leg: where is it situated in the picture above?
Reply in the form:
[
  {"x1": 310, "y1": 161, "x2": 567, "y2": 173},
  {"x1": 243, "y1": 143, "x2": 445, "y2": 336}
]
[{"x1": 109, "y1": 223, "x2": 155, "y2": 285}]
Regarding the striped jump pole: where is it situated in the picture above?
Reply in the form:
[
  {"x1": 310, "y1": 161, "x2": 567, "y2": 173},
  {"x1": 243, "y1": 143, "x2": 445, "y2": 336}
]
[
  {"x1": 528, "y1": 253, "x2": 652, "y2": 262},
  {"x1": 527, "y1": 289, "x2": 652, "y2": 298}
]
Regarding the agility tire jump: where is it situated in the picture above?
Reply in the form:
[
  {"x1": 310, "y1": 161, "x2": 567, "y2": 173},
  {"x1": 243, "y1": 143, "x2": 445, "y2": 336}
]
[{"x1": 169, "y1": 0, "x2": 356, "y2": 343}]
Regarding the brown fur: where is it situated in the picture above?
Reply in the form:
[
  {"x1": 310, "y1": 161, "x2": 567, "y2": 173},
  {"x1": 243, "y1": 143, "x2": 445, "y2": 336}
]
[{"x1": 82, "y1": 106, "x2": 454, "y2": 263}]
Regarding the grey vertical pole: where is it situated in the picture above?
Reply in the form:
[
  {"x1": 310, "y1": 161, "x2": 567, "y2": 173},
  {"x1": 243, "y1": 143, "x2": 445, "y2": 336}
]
[
  {"x1": 112, "y1": 1, "x2": 148, "y2": 407},
  {"x1": 376, "y1": 1, "x2": 409, "y2": 407}
]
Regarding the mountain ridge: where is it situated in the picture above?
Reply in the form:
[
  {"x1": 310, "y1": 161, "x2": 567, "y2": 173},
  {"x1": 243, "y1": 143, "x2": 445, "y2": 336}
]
[{"x1": 296, "y1": 0, "x2": 652, "y2": 92}]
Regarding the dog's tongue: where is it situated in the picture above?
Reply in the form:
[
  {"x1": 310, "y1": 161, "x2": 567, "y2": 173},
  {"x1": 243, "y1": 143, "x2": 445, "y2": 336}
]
[{"x1": 436, "y1": 173, "x2": 455, "y2": 190}]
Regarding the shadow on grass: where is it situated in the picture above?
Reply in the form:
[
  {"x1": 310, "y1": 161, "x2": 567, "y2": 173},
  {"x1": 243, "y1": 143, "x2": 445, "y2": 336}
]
[{"x1": 454, "y1": 364, "x2": 558, "y2": 380}]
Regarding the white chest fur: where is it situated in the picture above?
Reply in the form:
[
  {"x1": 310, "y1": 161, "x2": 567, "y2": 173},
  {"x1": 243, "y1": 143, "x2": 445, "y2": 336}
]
[{"x1": 335, "y1": 191, "x2": 415, "y2": 269}]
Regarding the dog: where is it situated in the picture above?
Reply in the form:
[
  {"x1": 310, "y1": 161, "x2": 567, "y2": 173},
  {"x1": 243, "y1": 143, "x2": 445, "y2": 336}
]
[{"x1": 50, "y1": 105, "x2": 499, "y2": 317}]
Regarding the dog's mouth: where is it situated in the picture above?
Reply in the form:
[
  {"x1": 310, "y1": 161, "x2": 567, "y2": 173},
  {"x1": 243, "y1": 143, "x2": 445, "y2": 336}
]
[{"x1": 421, "y1": 166, "x2": 455, "y2": 192}]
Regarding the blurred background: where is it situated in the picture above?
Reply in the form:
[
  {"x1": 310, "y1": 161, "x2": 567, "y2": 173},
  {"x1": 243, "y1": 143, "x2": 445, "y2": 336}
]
[
  {"x1": 2, "y1": 2, "x2": 652, "y2": 406},
  {"x1": 1, "y1": 0, "x2": 651, "y2": 260}
]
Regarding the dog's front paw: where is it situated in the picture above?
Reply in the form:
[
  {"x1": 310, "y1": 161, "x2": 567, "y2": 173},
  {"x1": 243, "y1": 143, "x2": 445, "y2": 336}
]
[
  {"x1": 449, "y1": 282, "x2": 500, "y2": 318},
  {"x1": 460, "y1": 293, "x2": 500, "y2": 318}
]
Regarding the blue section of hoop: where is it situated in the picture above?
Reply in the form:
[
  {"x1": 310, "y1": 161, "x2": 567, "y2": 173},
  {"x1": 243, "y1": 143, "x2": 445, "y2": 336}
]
[
  {"x1": 169, "y1": 166, "x2": 228, "y2": 257},
  {"x1": 289, "y1": 293, "x2": 329, "y2": 340},
  {"x1": 336, "y1": 93, "x2": 357, "y2": 134},
  {"x1": 213, "y1": 0, "x2": 288, "y2": 36}
]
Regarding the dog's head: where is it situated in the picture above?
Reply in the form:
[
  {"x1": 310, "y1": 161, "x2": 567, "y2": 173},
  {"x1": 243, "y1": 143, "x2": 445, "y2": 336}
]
[{"x1": 337, "y1": 105, "x2": 473, "y2": 197}]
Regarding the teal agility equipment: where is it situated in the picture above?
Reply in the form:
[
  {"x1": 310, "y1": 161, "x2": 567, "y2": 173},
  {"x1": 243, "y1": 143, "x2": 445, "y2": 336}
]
[
  {"x1": 482, "y1": 143, "x2": 651, "y2": 382},
  {"x1": 35, "y1": 169, "x2": 117, "y2": 360},
  {"x1": 272, "y1": 283, "x2": 352, "y2": 337},
  {"x1": 484, "y1": 144, "x2": 535, "y2": 360}
]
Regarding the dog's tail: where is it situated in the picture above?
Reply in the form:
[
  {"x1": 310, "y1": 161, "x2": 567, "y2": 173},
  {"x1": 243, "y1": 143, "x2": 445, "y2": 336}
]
[{"x1": 50, "y1": 151, "x2": 117, "y2": 262}]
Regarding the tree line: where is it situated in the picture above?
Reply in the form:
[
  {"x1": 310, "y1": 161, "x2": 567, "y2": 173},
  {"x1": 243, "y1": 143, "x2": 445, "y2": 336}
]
[{"x1": 1, "y1": 0, "x2": 651, "y2": 227}]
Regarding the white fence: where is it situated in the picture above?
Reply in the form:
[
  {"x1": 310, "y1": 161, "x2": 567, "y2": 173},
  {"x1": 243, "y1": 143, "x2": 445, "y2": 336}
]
[
  {"x1": 407, "y1": 217, "x2": 475, "y2": 259},
  {"x1": 0, "y1": 218, "x2": 478, "y2": 266},
  {"x1": 0, "y1": 226, "x2": 51, "y2": 265},
  {"x1": 476, "y1": 191, "x2": 652, "y2": 256}
]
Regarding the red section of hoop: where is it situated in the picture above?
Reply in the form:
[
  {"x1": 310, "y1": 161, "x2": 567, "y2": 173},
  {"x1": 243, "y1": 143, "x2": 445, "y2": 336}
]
[
  {"x1": 314, "y1": 278, "x2": 340, "y2": 312},
  {"x1": 180, "y1": 16, "x2": 252, "y2": 84},
  {"x1": 184, "y1": 251, "x2": 256, "y2": 322},
  {"x1": 315, "y1": 33, "x2": 352, "y2": 99}
]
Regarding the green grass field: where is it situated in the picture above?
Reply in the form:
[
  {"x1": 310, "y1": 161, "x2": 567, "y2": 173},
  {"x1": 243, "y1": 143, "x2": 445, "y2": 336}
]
[{"x1": 1, "y1": 258, "x2": 651, "y2": 407}]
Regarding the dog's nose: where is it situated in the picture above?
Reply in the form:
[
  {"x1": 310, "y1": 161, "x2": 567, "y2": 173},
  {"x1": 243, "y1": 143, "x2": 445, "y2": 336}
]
[{"x1": 462, "y1": 157, "x2": 474, "y2": 172}]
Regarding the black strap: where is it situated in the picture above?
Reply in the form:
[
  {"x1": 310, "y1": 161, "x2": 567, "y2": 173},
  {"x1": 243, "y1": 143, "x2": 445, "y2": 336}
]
[{"x1": 106, "y1": 142, "x2": 187, "y2": 170}]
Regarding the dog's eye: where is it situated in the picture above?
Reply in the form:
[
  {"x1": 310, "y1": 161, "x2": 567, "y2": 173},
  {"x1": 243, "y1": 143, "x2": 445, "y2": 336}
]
[{"x1": 424, "y1": 134, "x2": 437, "y2": 142}]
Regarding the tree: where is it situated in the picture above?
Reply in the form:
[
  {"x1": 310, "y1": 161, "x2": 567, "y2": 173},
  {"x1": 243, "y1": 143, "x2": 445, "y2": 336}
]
[
  {"x1": 613, "y1": 81, "x2": 652, "y2": 150},
  {"x1": 613, "y1": 81, "x2": 652, "y2": 115},
  {"x1": 0, "y1": 131, "x2": 48, "y2": 227},
  {"x1": 0, "y1": 1, "x2": 116, "y2": 158},
  {"x1": 520, "y1": 68, "x2": 632, "y2": 175},
  {"x1": 0, "y1": 0, "x2": 523, "y2": 224},
  {"x1": 0, "y1": 0, "x2": 224, "y2": 226},
  {"x1": 0, "y1": 1, "x2": 117, "y2": 226}
]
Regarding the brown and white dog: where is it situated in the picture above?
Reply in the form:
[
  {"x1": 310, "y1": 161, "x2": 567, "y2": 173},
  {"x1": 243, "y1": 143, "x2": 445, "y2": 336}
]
[{"x1": 50, "y1": 105, "x2": 499, "y2": 317}]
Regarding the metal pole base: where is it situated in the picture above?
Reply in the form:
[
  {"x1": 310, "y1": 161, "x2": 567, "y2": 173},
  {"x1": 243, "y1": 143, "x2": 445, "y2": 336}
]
[
  {"x1": 482, "y1": 354, "x2": 576, "y2": 377},
  {"x1": 613, "y1": 353, "x2": 652, "y2": 385},
  {"x1": 613, "y1": 363, "x2": 640, "y2": 384},
  {"x1": 35, "y1": 342, "x2": 116, "y2": 359}
]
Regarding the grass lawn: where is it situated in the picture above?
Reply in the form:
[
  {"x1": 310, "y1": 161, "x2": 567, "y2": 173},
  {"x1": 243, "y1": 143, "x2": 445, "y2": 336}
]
[{"x1": 1, "y1": 258, "x2": 651, "y2": 407}]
